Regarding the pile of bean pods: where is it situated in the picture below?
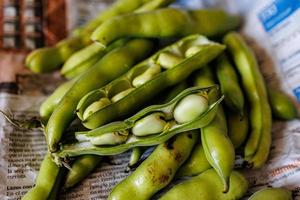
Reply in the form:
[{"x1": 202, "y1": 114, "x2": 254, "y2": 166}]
[{"x1": 20, "y1": 0, "x2": 298, "y2": 199}]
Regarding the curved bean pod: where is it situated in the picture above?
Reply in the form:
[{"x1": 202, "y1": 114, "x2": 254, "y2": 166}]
[
  {"x1": 224, "y1": 32, "x2": 272, "y2": 168},
  {"x1": 46, "y1": 39, "x2": 155, "y2": 152},
  {"x1": 268, "y1": 89, "x2": 298, "y2": 120},
  {"x1": 64, "y1": 155, "x2": 102, "y2": 189},
  {"x1": 215, "y1": 54, "x2": 245, "y2": 116},
  {"x1": 91, "y1": 8, "x2": 241, "y2": 47},
  {"x1": 193, "y1": 67, "x2": 235, "y2": 192},
  {"x1": 54, "y1": 86, "x2": 223, "y2": 160},
  {"x1": 39, "y1": 79, "x2": 75, "y2": 123},
  {"x1": 77, "y1": 0, "x2": 174, "y2": 35},
  {"x1": 176, "y1": 139, "x2": 211, "y2": 177},
  {"x1": 77, "y1": 35, "x2": 225, "y2": 129},
  {"x1": 248, "y1": 187, "x2": 292, "y2": 200},
  {"x1": 226, "y1": 107, "x2": 249, "y2": 149},
  {"x1": 108, "y1": 131, "x2": 197, "y2": 200},
  {"x1": 22, "y1": 154, "x2": 65, "y2": 200},
  {"x1": 61, "y1": 39, "x2": 127, "y2": 79},
  {"x1": 26, "y1": 0, "x2": 171, "y2": 73},
  {"x1": 160, "y1": 169, "x2": 248, "y2": 200}
]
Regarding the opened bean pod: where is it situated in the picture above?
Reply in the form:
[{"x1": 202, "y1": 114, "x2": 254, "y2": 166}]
[
  {"x1": 53, "y1": 86, "x2": 223, "y2": 162},
  {"x1": 176, "y1": 67, "x2": 216, "y2": 177},
  {"x1": 46, "y1": 39, "x2": 155, "y2": 153},
  {"x1": 77, "y1": 34, "x2": 225, "y2": 129}
]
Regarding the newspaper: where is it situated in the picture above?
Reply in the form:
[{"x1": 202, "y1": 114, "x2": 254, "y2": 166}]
[{"x1": 1, "y1": 0, "x2": 300, "y2": 199}]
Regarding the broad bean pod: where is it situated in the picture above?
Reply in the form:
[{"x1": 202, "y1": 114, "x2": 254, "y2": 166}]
[
  {"x1": 176, "y1": 68, "x2": 215, "y2": 177},
  {"x1": 224, "y1": 32, "x2": 272, "y2": 168},
  {"x1": 26, "y1": 0, "x2": 172, "y2": 73},
  {"x1": 39, "y1": 79, "x2": 75, "y2": 123},
  {"x1": 91, "y1": 8, "x2": 241, "y2": 47},
  {"x1": 46, "y1": 39, "x2": 155, "y2": 152},
  {"x1": 267, "y1": 88, "x2": 298, "y2": 120},
  {"x1": 108, "y1": 131, "x2": 198, "y2": 200},
  {"x1": 193, "y1": 67, "x2": 235, "y2": 192},
  {"x1": 215, "y1": 54, "x2": 245, "y2": 116},
  {"x1": 64, "y1": 155, "x2": 103, "y2": 189},
  {"x1": 54, "y1": 86, "x2": 223, "y2": 161},
  {"x1": 248, "y1": 187, "x2": 292, "y2": 200},
  {"x1": 22, "y1": 154, "x2": 65, "y2": 200},
  {"x1": 77, "y1": 35, "x2": 225, "y2": 129},
  {"x1": 226, "y1": 107, "x2": 249, "y2": 149},
  {"x1": 159, "y1": 169, "x2": 248, "y2": 200}
]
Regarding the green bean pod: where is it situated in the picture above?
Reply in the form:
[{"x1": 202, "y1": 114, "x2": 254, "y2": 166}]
[
  {"x1": 91, "y1": 8, "x2": 241, "y2": 47},
  {"x1": 128, "y1": 147, "x2": 143, "y2": 168},
  {"x1": 176, "y1": 68, "x2": 215, "y2": 177},
  {"x1": 53, "y1": 86, "x2": 223, "y2": 160},
  {"x1": 61, "y1": 39, "x2": 127, "y2": 79},
  {"x1": 77, "y1": 35, "x2": 225, "y2": 129},
  {"x1": 39, "y1": 79, "x2": 75, "y2": 123},
  {"x1": 26, "y1": 37, "x2": 86, "y2": 73},
  {"x1": 226, "y1": 107, "x2": 249, "y2": 149},
  {"x1": 268, "y1": 89, "x2": 298, "y2": 120},
  {"x1": 61, "y1": 43, "x2": 105, "y2": 78},
  {"x1": 77, "y1": 0, "x2": 175, "y2": 36},
  {"x1": 22, "y1": 154, "x2": 65, "y2": 200},
  {"x1": 215, "y1": 54, "x2": 245, "y2": 116},
  {"x1": 26, "y1": 0, "x2": 172, "y2": 74},
  {"x1": 194, "y1": 68, "x2": 235, "y2": 192},
  {"x1": 176, "y1": 139, "x2": 211, "y2": 177},
  {"x1": 224, "y1": 32, "x2": 272, "y2": 168},
  {"x1": 160, "y1": 169, "x2": 248, "y2": 200},
  {"x1": 64, "y1": 155, "x2": 102, "y2": 189},
  {"x1": 248, "y1": 187, "x2": 292, "y2": 200},
  {"x1": 108, "y1": 131, "x2": 198, "y2": 200},
  {"x1": 46, "y1": 39, "x2": 155, "y2": 152}
]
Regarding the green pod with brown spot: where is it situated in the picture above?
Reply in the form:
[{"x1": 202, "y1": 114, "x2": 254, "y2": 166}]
[
  {"x1": 226, "y1": 107, "x2": 249, "y2": 149},
  {"x1": 108, "y1": 131, "x2": 198, "y2": 200},
  {"x1": 176, "y1": 138, "x2": 211, "y2": 177}
]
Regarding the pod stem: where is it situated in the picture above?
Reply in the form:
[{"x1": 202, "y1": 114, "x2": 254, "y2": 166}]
[{"x1": 0, "y1": 109, "x2": 43, "y2": 130}]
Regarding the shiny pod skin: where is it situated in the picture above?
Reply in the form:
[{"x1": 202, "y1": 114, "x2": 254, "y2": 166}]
[
  {"x1": 21, "y1": 154, "x2": 64, "y2": 200},
  {"x1": 159, "y1": 169, "x2": 248, "y2": 200},
  {"x1": 248, "y1": 187, "x2": 292, "y2": 200},
  {"x1": 45, "y1": 39, "x2": 155, "y2": 152},
  {"x1": 78, "y1": 35, "x2": 225, "y2": 129},
  {"x1": 268, "y1": 89, "x2": 298, "y2": 120},
  {"x1": 91, "y1": 8, "x2": 241, "y2": 47},
  {"x1": 108, "y1": 131, "x2": 197, "y2": 200}
]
